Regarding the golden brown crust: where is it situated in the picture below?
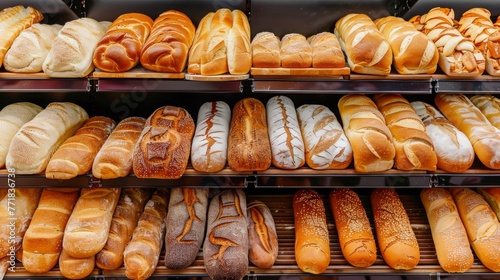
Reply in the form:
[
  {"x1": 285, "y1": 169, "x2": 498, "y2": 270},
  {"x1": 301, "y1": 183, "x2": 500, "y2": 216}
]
[
  {"x1": 247, "y1": 200, "x2": 279, "y2": 268},
  {"x1": 59, "y1": 249, "x2": 95, "y2": 279},
  {"x1": 307, "y1": 32, "x2": 346, "y2": 68},
  {"x1": 470, "y1": 95, "x2": 500, "y2": 130},
  {"x1": 251, "y1": 31, "x2": 281, "y2": 68},
  {"x1": 478, "y1": 187, "x2": 500, "y2": 222},
  {"x1": 280, "y1": 33, "x2": 312, "y2": 68}
]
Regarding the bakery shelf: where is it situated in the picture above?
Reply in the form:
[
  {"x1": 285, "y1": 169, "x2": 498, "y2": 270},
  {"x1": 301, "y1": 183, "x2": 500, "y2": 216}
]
[
  {"x1": 434, "y1": 76, "x2": 500, "y2": 94},
  {"x1": 0, "y1": 77, "x2": 90, "y2": 93},
  {"x1": 94, "y1": 78, "x2": 244, "y2": 93}
]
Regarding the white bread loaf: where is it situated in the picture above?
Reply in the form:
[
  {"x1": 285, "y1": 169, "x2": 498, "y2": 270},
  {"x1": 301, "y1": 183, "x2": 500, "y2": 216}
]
[
  {"x1": 470, "y1": 95, "x2": 500, "y2": 130},
  {"x1": 280, "y1": 33, "x2": 312, "y2": 68},
  {"x1": 200, "y1": 8, "x2": 232, "y2": 75},
  {"x1": 227, "y1": 10, "x2": 251, "y2": 74},
  {"x1": 6, "y1": 102, "x2": 88, "y2": 174},
  {"x1": 307, "y1": 32, "x2": 346, "y2": 68},
  {"x1": 187, "y1": 12, "x2": 215, "y2": 74},
  {"x1": 251, "y1": 31, "x2": 281, "y2": 68}
]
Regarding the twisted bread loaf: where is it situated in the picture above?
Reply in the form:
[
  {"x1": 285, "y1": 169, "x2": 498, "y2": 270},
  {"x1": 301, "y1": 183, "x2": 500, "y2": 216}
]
[
  {"x1": 251, "y1": 31, "x2": 281, "y2": 68},
  {"x1": 470, "y1": 94, "x2": 500, "y2": 129},
  {"x1": 307, "y1": 32, "x2": 345, "y2": 68}
]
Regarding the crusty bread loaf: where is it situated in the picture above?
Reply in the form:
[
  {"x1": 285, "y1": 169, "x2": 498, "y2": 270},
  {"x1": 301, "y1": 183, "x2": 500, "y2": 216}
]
[
  {"x1": 59, "y1": 249, "x2": 95, "y2": 279},
  {"x1": 329, "y1": 188, "x2": 376, "y2": 268},
  {"x1": 420, "y1": 188, "x2": 473, "y2": 272},
  {"x1": 6, "y1": 102, "x2": 88, "y2": 174},
  {"x1": 3, "y1": 23, "x2": 62, "y2": 73},
  {"x1": 373, "y1": 94, "x2": 437, "y2": 171},
  {"x1": 251, "y1": 31, "x2": 281, "y2": 68},
  {"x1": 164, "y1": 188, "x2": 208, "y2": 269},
  {"x1": 227, "y1": 98, "x2": 272, "y2": 171},
  {"x1": 478, "y1": 188, "x2": 500, "y2": 221},
  {"x1": 374, "y1": 16, "x2": 438, "y2": 74},
  {"x1": 45, "y1": 116, "x2": 116, "y2": 180},
  {"x1": 0, "y1": 256, "x2": 9, "y2": 279},
  {"x1": 335, "y1": 13, "x2": 392, "y2": 75},
  {"x1": 266, "y1": 96, "x2": 305, "y2": 169},
  {"x1": 93, "y1": 13, "x2": 153, "y2": 72},
  {"x1": 187, "y1": 12, "x2": 215, "y2": 74},
  {"x1": 92, "y1": 117, "x2": 146, "y2": 179},
  {"x1": 470, "y1": 95, "x2": 500, "y2": 130},
  {"x1": 280, "y1": 33, "x2": 312, "y2": 68},
  {"x1": 371, "y1": 188, "x2": 419, "y2": 270},
  {"x1": 133, "y1": 106, "x2": 195, "y2": 179},
  {"x1": 0, "y1": 102, "x2": 42, "y2": 168},
  {"x1": 203, "y1": 189, "x2": 248, "y2": 280},
  {"x1": 227, "y1": 10, "x2": 251, "y2": 74},
  {"x1": 191, "y1": 101, "x2": 231, "y2": 173},
  {"x1": 307, "y1": 32, "x2": 346, "y2": 68},
  {"x1": 200, "y1": 8, "x2": 233, "y2": 75},
  {"x1": 337, "y1": 94, "x2": 395, "y2": 172},
  {"x1": 63, "y1": 187, "x2": 121, "y2": 258},
  {"x1": 96, "y1": 188, "x2": 152, "y2": 270},
  {"x1": 293, "y1": 189, "x2": 330, "y2": 274},
  {"x1": 411, "y1": 101, "x2": 474, "y2": 172},
  {"x1": 247, "y1": 200, "x2": 279, "y2": 269},
  {"x1": 22, "y1": 188, "x2": 80, "y2": 274},
  {"x1": 449, "y1": 188, "x2": 500, "y2": 272},
  {"x1": 297, "y1": 104, "x2": 352, "y2": 170},
  {"x1": 434, "y1": 93, "x2": 500, "y2": 169}
]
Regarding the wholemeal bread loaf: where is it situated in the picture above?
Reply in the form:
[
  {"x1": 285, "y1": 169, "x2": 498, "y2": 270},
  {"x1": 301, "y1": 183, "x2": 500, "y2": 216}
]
[
  {"x1": 478, "y1": 188, "x2": 500, "y2": 221},
  {"x1": 227, "y1": 10, "x2": 251, "y2": 74},
  {"x1": 297, "y1": 104, "x2": 352, "y2": 169},
  {"x1": 187, "y1": 12, "x2": 215, "y2": 74},
  {"x1": 251, "y1": 31, "x2": 281, "y2": 68},
  {"x1": 470, "y1": 95, "x2": 500, "y2": 130},
  {"x1": 420, "y1": 188, "x2": 473, "y2": 272},
  {"x1": 307, "y1": 32, "x2": 346, "y2": 68},
  {"x1": 59, "y1": 249, "x2": 95, "y2": 279},
  {"x1": 247, "y1": 200, "x2": 279, "y2": 269},
  {"x1": 280, "y1": 33, "x2": 312, "y2": 68}
]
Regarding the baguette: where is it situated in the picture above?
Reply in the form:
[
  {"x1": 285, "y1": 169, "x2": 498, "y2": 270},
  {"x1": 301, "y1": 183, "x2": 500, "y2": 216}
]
[
  {"x1": 280, "y1": 33, "x2": 312, "y2": 68},
  {"x1": 59, "y1": 249, "x2": 95, "y2": 279},
  {"x1": 187, "y1": 12, "x2": 215, "y2": 74},
  {"x1": 251, "y1": 31, "x2": 281, "y2": 68},
  {"x1": 247, "y1": 200, "x2": 279, "y2": 269},
  {"x1": 470, "y1": 94, "x2": 500, "y2": 130},
  {"x1": 478, "y1": 188, "x2": 500, "y2": 222},
  {"x1": 200, "y1": 8, "x2": 233, "y2": 75},
  {"x1": 307, "y1": 32, "x2": 346, "y2": 68}
]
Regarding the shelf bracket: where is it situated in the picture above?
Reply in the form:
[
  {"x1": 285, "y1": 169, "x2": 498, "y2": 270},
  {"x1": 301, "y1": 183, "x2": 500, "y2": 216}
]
[
  {"x1": 244, "y1": 175, "x2": 258, "y2": 188},
  {"x1": 240, "y1": 79, "x2": 254, "y2": 94},
  {"x1": 88, "y1": 177, "x2": 102, "y2": 188}
]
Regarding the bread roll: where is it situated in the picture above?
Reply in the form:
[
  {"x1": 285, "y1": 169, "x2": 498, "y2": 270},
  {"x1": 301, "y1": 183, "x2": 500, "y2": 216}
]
[
  {"x1": 411, "y1": 101, "x2": 474, "y2": 173},
  {"x1": 200, "y1": 8, "x2": 233, "y2": 75},
  {"x1": 164, "y1": 188, "x2": 208, "y2": 269},
  {"x1": 307, "y1": 32, "x2": 346, "y2": 68},
  {"x1": 373, "y1": 94, "x2": 437, "y2": 171},
  {"x1": 187, "y1": 12, "x2": 215, "y2": 74},
  {"x1": 124, "y1": 188, "x2": 169, "y2": 280},
  {"x1": 297, "y1": 104, "x2": 352, "y2": 169},
  {"x1": 335, "y1": 13, "x2": 392, "y2": 75},
  {"x1": 247, "y1": 200, "x2": 279, "y2": 269},
  {"x1": 22, "y1": 188, "x2": 80, "y2": 274},
  {"x1": 191, "y1": 101, "x2": 230, "y2": 173},
  {"x1": 0, "y1": 102, "x2": 42, "y2": 168},
  {"x1": 478, "y1": 188, "x2": 500, "y2": 221},
  {"x1": 203, "y1": 189, "x2": 248, "y2": 280},
  {"x1": 374, "y1": 16, "x2": 438, "y2": 74},
  {"x1": 92, "y1": 117, "x2": 146, "y2": 179},
  {"x1": 434, "y1": 93, "x2": 500, "y2": 169},
  {"x1": 449, "y1": 188, "x2": 500, "y2": 272},
  {"x1": 45, "y1": 116, "x2": 116, "y2": 180},
  {"x1": 63, "y1": 187, "x2": 121, "y2": 258},
  {"x1": 266, "y1": 96, "x2": 305, "y2": 169},
  {"x1": 371, "y1": 188, "x2": 419, "y2": 270},
  {"x1": 470, "y1": 95, "x2": 500, "y2": 130},
  {"x1": 251, "y1": 31, "x2": 280, "y2": 68},
  {"x1": 420, "y1": 188, "x2": 473, "y2": 272},
  {"x1": 329, "y1": 188, "x2": 376, "y2": 268},
  {"x1": 293, "y1": 189, "x2": 330, "y2": 274},
  {"x1": 133, "y1": 106, "x2": 195, "y2": 179},
  {"x1": 3, "y1": 23, "x2": 62, "y2": 73},
  {"x1": 227, "y1": 10, "x2": 251, "y2": 74},
  {"x1": 227, "y1": 98, "x2": 272, "y2": 171},
  {"x1": 280, "y1": 33, "x2": 312, "y2": 68},
  {"x1": 59, "y1": 249, "x2": 95, "y2": 279},
  {"x1": 6, "y1": 102, "x2": 88, "y2": 174},
  {"x1": 337, "y1": 94, "x2": 395, "y2": 172}
]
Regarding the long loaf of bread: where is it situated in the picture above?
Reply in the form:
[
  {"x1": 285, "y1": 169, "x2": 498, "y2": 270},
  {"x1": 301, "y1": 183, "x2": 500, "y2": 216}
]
[
  {"x1": 247, "y1": 200, "x2": 279, "y2": 269},
  {"x1": 227, "y1": 10, "x2": 251, "y2": 74},
  {"x1": 200, "y1": 8, "x2": 233, "y2": 75},
  {"x1": 477, "y1": 187, "x2": 500, "y2": 221},
  {"x1": 470, "y1": 94, "x2": 500, "y2": 129},
  {"x1": 187, "y1": 12, "x2": 215, "y2": 74},
  {"x1": 59, "y1": 249, "x2": 95, "y2": 279}
]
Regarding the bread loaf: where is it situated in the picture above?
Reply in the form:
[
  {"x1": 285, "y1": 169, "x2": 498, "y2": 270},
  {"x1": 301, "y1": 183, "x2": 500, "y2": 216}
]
[
  {"x1": 93, "y1": 13, "x2": 153, "y2": 72},
  {"x1": 0, "y1": 102, "x2": 42, "y2": 168},
  {"x1": 6, "y1": 102, "x2": 88, "y2": 174},
  {"x1": 297, "y1": 104, "x2": 352, "y2": 169},
  {"x1": 123, "y1": 188, "x2": 169, "y2": 280},
  {"x1": 337, "y1": 94, "x2": 395, "y2": 172},
  {"x1": 293, "y1": 189, "x2": 330, "y2": 274},
  {"x1": 164, "y1": 188, "x2": 208, "y2": 269},
  {"x1": 59, "y1": 249, "x2": 95, "y2": 279},
  {"x1": 3, "y1": 23, "x2": 62, "y2": 73},
  {"x1": 329, "y1": 188, "x2": 376, "y2": 268},
  {"x1": 92, "y1": 117, "x2": 146, "y2": 179},
  {"x1": 266, "y1": 96, "x2": 305, "y2": 169},
  {"x1": 374, "y1": 16, "x2": 438, "y2": 74},
  {"x1": 449, "y1": 188, "x2": 500, "y2": 272},
  {"x1": 22, "y1": 188, "x2": 80, "y2": 273},
  {"x1": 411, "y1": 101, "x2": 474, "y2": 172},
  {"x1": 133, "y1": 106, "x2": 195, "y2": 179},
  {"x1": 227, "y1": 98, "x2": 272, "y2": 171},
  {"x1": 140, "y1": 10, "x2": 195, "y2": 73},
  {"x1": 227, "y1": 10, "x2": 251, "y2": 74},
  {"x1": 191, "y1": 101, "x2": 231, "y2": 173},
  {"x1": 200, "y1": 8, "x2": 233, "y2": 75},
  {"x1": 63, "y1": 187, "x2": 121, "y2": 258},
  {"x1": 247, "y1": 200, "x2": 279, "y2": 269},
  {"x1": 371, "y1": 188, "x2": 419, "y2": 270},
  {"x1": 95, "y1": 188, "x2": 151, "y2": 270},
  {"x1": 203, "y1": 189, "x2": 248, "y2": 280},
  {"x1": 251, "y1": 31, "x2": 281, "y2": 68},
  {"x1": 187, "y1": 12, "x2": 215, "y2": 74},
  {"x1": 373, "y1": 94, "x2": 437, "y2": 171},
  {"x1": 45, "y1": 116, "x2": 116, "y2": 179},
  {"x1": 420, "y1": 188, "x2": 473, "y2": 272},
  {"x1": 434, "y1": 93, "x2": 500, "y2": 169},
  {"x1": 0, "y1": 256, "x2": 9, "y2": 279},
  {"x1": 280, "y1": 33, "x2": 312, "y2": 68},
  {"x1": 470, "y1": 94, "x2": 500, "y2": 129},
  {"x1": 307, "y1": 32, "x2": 346, "y2": 68},
  {"x1": 478, "y1": 188, "x2": 500, "y2": 221}
]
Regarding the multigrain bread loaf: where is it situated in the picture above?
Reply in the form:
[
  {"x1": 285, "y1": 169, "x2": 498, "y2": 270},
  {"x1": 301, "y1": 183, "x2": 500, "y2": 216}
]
[
  {"x1": 187, "y1": 12, "x2": 215, "y2": 74},
  {"x1": 251, "y1": 31, "x2": 281, "y2": 68},
  {"x1": 470, "y1": 94, "x2": 500, "y2": 129},
  {"x1": 373, "y1": 94, "x2": 437, "y2": 171},
  {"x1": 45, "y1": 116, "x2": 116, "y2": 180},
  {"x1": 478, "y1": 188, "x2": 500, "y2": 221},
  {"x1": 92, "y1": 117, "x2": 146, "y2": 179},
  {"x1": 307, "y1": 32, "x2": 346, "y2": 68},
  {"x1": 420, "y1": 188, "x2": 473, "y2": 272},
  {"x1": 411, "y1": 101, "x2": 474, "y2": 172},
  {"x1": 280, "y1": 33, "x2": 312, "y2": 68},
  {"x1": 434, "y1": 93, "x2": 500, "y2": 169},
  {"x1": 247, "y1": 200, "x2": 279, "y2": 269},
  {"x1": 297, "y1": 104, "x2": 352, "y2": 170},
  {"x1": 93, "y1": 13, "x2": 153, "y2": 72},
  {"x1": 59, "y1": 249, "x2": 95, "y2": 279},
  {"x1": 449, "y1": 188, "x2": 500, "y2": 272},
  {"x1": 371, "y1": 188, "x2": 420, "y2": 270},
  {"x1": 6, "y1": 102, "x2": 88, "y2": 174},
  {"x1": 337, "y1": 94, "x2": 395, "y2": 172},
  {"x1": 329, "y1": 188, "x2": 377, "y2": 268}
]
